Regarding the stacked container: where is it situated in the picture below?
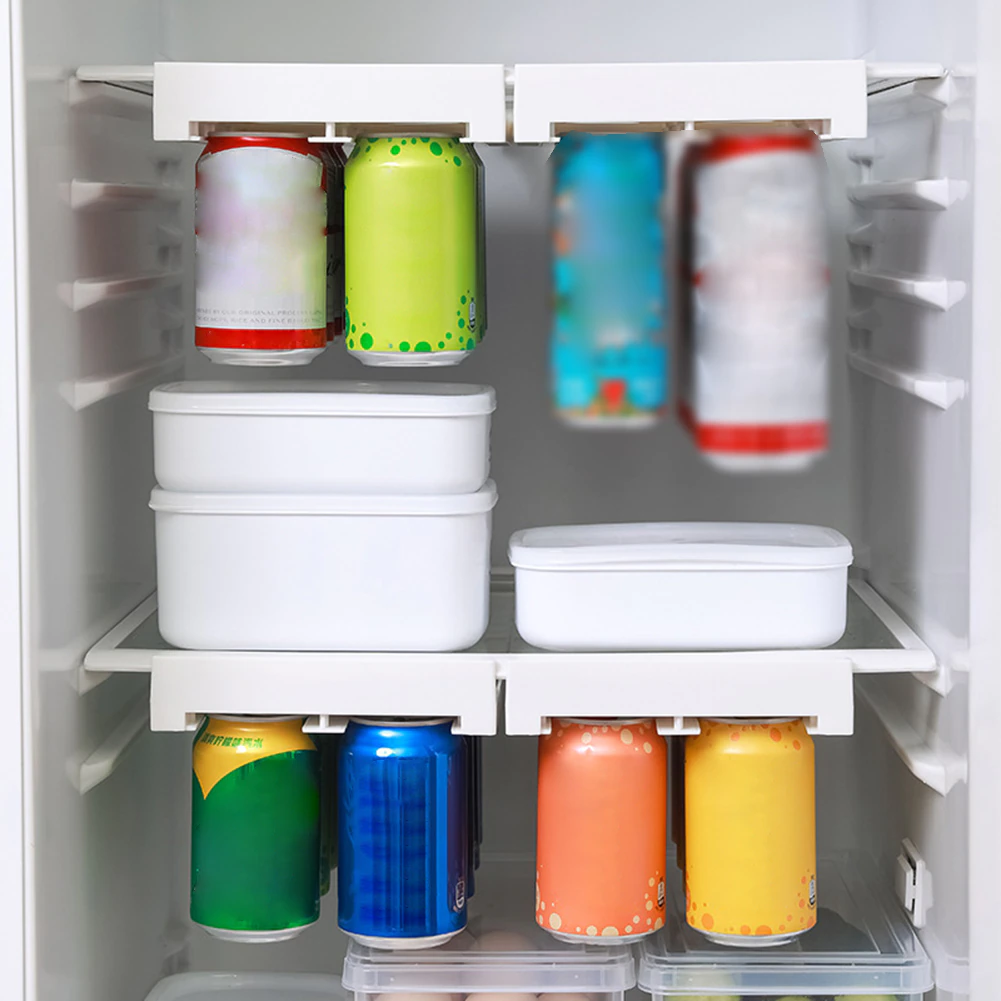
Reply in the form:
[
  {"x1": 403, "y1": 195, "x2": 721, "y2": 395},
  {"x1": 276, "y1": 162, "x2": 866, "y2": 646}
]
[{"x1": 149, "y1": 380, "x2": 497, "y2": 651}]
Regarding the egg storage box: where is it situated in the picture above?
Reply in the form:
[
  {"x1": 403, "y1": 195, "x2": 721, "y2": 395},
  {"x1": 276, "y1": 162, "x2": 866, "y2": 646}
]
[
  {"x1": 342, "y1": 857, "x2": 635, "y2": 1001},
  {"x1": 636, "y1": 855, "x2": 933, "y2": 1000}
]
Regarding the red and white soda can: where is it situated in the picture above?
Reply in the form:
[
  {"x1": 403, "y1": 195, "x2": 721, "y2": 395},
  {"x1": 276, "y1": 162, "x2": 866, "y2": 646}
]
[
  {"x1": 195, "y1": 135, "x2": 327, "y2": 366},
  {"x1": 678, "y1": 130, "x2": 829, "y2": 471}
]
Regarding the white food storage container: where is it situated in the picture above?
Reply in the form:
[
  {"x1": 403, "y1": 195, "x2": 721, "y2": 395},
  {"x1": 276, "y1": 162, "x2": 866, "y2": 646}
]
[
  {"x1": 151, "y1": 482, "x2": 496, "y2": 651},
  {"x1": 508, "y1": 522, "x2": 853, "y2": 651},
  {"x1": 149, "y1": 381, "x2": 496, "y2": 494}
]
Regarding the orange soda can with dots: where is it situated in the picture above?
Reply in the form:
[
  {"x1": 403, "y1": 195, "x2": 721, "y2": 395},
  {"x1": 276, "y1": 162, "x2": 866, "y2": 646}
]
[
  {"x1": 536, "y1": 718, "x2": 667, "y2": 943},
  {"x1": 684, "y1": 717, "x2": 816, "y2": 947}
]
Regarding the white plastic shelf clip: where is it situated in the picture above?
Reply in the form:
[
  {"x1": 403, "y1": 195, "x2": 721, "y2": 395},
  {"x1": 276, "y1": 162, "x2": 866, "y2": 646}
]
[
  {"x1": 59, "y1": 270, "x2": 183, "y2": 311},
  {"x1": 60, "y1": 352, "x2": 185, "y2": 411},
  {"x1": 512, "y1": 60, "x2": 868, "y2": 142},
  {"x1": 153, "y1": 62, "x2": 508, "y2": 143},
  {"x1": 66, "y1": 180, "x2": 182, "y2": 210},
  {"x1": 849, "y1": 178, "x2": 968, "y2": 210},
  {"x1": 857, "y1": 679, "x2": 967, "y2": 795},
  {"x1": 848, "y1": 268, "x2": 967, "y2": 311},
  {"x1": 847, "y1": 350, "x2": 966, "y2": 410}
]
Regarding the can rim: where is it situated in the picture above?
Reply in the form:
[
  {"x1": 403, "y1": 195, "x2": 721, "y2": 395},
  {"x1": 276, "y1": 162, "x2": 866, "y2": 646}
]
[
  {"x1": 209, "y1": 714, "x2": 305, "y2": 724},
  {"x1": 560, "y1": 717, "x2": 653, "y2": 727},
  {"x1": 349, "y1": 716, "x2": 454, "y2": 728},
  {"x1": 361, "y1": 133, "x2": 461, "y2": 140},
  {"x1": 704, "y1": 716, "x2": 800, "y2": 725},
  {"x1": 208, "y1": 132, "x2": 312, "y2": 139}
]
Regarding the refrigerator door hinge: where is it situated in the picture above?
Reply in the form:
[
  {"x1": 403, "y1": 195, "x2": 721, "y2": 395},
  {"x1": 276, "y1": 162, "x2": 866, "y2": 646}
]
[{"x1": 896, "y1": 838, "x2": 933, "y2": 927}]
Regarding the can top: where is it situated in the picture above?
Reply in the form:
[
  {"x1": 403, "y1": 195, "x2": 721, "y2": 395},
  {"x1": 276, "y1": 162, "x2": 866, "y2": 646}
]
[
  {"x1": 703, "y1": 716, "x2": 801, "y2": 725},
  {"x1": 200, "y1": 134, "x2": 318, "y2": 155},
  {"x1": 208, "y1": 714, "x2": 305, "y2": 724},
  {"x1": 349, "y1": 717, "x2": 453, "y2": 728},
  {"x1": 509, "y1": 522, "x2": 853, "y2": 572},
  {"x1": 699, "y1": 128, "x2": 820, "y2": 163},
  {"x1": 150, "y1": 381, "x2": 496, "y2": 418}
]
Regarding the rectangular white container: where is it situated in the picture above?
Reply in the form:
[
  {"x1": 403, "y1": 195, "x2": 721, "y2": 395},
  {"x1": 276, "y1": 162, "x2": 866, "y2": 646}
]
[
  {"x1": 508, "y1": 523, "x2": 853, "y2": 651},
  {"x1": 151, "y1": 482, "x2": 496, "y2": 651},
  {"x1": 149, "y1": 381, "x2": 496, "y2": 494}
]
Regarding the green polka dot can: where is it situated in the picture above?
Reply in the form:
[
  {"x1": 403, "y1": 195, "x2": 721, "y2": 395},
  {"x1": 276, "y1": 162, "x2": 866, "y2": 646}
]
[{"x1": 344, "y1": 136, "x2": 481, "y2": 366}]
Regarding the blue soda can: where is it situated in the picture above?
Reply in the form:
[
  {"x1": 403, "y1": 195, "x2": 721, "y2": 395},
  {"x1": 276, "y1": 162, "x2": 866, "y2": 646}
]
[
  {"x1": 338, "y1": 718, "x2": 468, "y2": 949},
  {"x1": 551, "y1": 133, "x2": 667, "y2": 428}
]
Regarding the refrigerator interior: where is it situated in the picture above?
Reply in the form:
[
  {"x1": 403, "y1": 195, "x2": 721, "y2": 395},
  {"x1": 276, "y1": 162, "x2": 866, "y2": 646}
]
[{"x1": 8, "y1": 0, "x2": 1000, "y2": 1000}]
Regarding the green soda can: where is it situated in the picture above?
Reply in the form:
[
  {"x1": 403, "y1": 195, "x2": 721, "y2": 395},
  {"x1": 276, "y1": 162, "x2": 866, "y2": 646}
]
[
  {"x1": 191, "y1": 716, "x2": 320, "y2": 942},
  {"x1": 344, "y1": 136, "x2": 481, "y2": 366}
]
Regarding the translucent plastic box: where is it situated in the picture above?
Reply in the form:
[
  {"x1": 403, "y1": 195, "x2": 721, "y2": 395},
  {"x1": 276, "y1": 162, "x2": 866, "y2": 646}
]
[
  {"x1": 342, "y1": 857, "x2": 635, "y2": 1001},
  {"x1": 637, "y1": 855, "x2": 934, "y2": 1000},
  {"x1": 145, "y1": 973, "x2": 347, "y2": 1001}
]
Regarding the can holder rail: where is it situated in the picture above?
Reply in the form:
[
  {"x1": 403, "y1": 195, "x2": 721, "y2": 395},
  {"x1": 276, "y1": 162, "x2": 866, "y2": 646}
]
[{"x1": 75, "y1": 59, "x2": 886, "y2": 147}]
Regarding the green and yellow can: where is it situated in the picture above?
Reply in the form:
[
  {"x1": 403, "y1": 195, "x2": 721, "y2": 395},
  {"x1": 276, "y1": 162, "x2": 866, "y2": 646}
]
[
  {"x1": 191, "y1": 716, "x2": 321, "y2": 942},
  {"x1": 344, "y1": 136, "x2": 481, "y2": 366}
]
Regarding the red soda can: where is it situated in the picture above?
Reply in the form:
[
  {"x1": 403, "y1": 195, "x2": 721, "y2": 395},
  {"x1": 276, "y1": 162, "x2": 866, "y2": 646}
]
[
  {"x1": 195, "y1": 134, "x2": 327, "y2": 366},
  {"x1": 536, "y1": 718, "x2": 667, "y2": 944},
  {"x1": 679, "y1": 130, "x2": 829, "y2": 472}
]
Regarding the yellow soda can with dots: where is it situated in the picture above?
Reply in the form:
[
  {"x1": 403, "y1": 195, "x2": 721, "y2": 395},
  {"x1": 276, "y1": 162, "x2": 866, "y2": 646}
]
[
  {"x1": 344, "y1": 136, "x2": 482, "y2": 366},
  {"x1": 684, "y1": 717, "x2": 817, "y2": 947}
]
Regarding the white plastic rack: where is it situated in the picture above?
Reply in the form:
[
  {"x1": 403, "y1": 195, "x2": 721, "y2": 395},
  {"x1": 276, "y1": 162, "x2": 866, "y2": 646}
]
[
  {"x1": 512, "y1": 59, "x2": 868, "y2": 142},
  {"x1": 84, "y1": 577, "x2": 935, "y2": 740},
  {"x1": 76, "y1": 59, "x2": 871, "y2": 145},
  {"x1": 151, "y1": 63, "x2": 508, "y2": 143}
]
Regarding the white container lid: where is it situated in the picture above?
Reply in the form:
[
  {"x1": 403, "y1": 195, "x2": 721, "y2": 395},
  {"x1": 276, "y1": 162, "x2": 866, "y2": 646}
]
[
  {"x1": 509, "y1": 523, "x2": 853, "y2": 572},
  {"x1": 149, "y1": 381, "x2": 496, "y2": 417},
  {"x1": 150, "y1": 481, "x2": 498, "y2": 516},
  {"x1": 144, "y1": 973, "x2": 347, "y2": 1001}
]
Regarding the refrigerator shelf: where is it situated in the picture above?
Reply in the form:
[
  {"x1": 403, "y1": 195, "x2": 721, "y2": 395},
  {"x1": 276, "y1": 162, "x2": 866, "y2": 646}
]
[{"x1": 83, "y1": 578, "x2": 935, "y2": 737}]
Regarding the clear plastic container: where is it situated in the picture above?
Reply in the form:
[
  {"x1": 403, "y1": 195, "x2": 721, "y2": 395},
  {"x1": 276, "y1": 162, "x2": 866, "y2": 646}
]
[
  {"x1": 342, "y1": 856, "x2": 635, "y2": 1001},
  {"x1": 636, "y1": 854, "x2": 933, "y2": 999},
  {"x1": 145, "y1": 972, "x2": 347, "y2": 1001}
]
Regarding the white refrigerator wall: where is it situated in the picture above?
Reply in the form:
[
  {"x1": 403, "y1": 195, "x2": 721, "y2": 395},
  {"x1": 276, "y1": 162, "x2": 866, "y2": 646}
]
[{"x1": 10, "y1": 1, "x2": 989, "y2": 1001}]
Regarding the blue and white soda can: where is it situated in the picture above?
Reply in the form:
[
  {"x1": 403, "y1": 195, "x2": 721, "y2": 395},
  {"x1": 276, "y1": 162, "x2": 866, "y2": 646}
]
[{"x1": 338, "y1": 718, "x2": 468, "y2": 949}]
